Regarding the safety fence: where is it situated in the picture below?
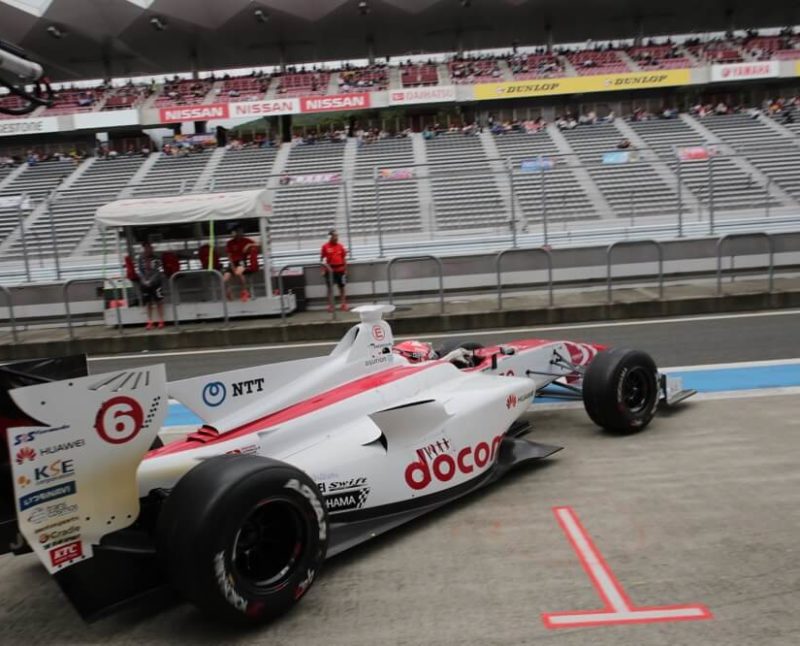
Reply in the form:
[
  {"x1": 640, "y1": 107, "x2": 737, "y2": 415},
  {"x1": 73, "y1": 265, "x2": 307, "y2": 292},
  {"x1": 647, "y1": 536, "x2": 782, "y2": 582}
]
[{"x1": 0, "y1": 232, "x2": 792, "y2": 342}]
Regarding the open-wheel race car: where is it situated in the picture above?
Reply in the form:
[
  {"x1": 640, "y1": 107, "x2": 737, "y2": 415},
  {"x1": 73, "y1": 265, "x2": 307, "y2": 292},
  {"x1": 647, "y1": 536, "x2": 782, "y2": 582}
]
[{"x1": 0, "y1": 306, "x2": 693, "y2": 625}]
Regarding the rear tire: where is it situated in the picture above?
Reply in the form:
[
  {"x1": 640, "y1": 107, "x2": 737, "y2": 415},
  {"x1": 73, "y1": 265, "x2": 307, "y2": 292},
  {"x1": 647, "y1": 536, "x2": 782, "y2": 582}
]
[
  {"x1": 157, "y1": 455, "x2": 328, "y2": 625},
  {"x1": 582, "y1": 348, "x2": 659, "y2": 434}
]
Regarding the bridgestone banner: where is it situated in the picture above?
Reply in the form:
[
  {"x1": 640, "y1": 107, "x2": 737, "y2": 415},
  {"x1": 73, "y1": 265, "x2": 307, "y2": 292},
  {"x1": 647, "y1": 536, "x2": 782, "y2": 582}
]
[{"x1": 0, "y1": 117, "x2": 60, "y2": 137}]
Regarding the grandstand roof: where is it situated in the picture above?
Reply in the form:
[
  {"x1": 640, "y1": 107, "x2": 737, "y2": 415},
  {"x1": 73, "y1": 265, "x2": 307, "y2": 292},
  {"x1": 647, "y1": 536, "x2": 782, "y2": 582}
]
[{"x1": 1, "y1": 0, "x2": 797, "y2": 81}]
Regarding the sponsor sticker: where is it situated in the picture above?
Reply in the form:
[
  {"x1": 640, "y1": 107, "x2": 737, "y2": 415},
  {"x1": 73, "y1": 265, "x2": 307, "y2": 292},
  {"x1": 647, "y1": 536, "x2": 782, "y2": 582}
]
[
  {"x1": 94, "y1": 396, "x2": 145, "y2": 444},
  {"x1": 300, "y1": 92, "x2": 371, "y2": 113},
  {"x1": 405, "y1": 435, "x2": 503, "y2": 490},
  {"x1": 26, "y1": 501, "x2": 79, "y2": 525},
  {"x1": 232, "y1": 378, "x2": 265, "y2": 397},
  {"x1": 49, "y1": 540, "x2": 83, "y2": 567},
  {"x1": 13, "y1": 425, "x2": 70, "y2": 446},
  {"x1": 19, "y1": 481, "x2": 77, "y2": 511},
  {"x1": 15, "y1": 447, "x2": 36, "y2": 465},
  {"x1": 324, "y1": 487, "x2": 370, "y2": 512},
  {"x1": 202, "y1": 381, "x2": 227, "y2": 407},
  {"x1": 159, "y1": 104, "x2": 229, "y2": 123},
  {"x1": 372, "y1": 324, "x2": 386, "y2": 341}
]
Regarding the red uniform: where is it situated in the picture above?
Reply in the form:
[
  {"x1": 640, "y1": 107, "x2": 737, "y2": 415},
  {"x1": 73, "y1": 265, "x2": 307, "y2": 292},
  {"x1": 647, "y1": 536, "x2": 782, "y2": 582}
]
[
  {"x1": 320, "y1": 242, "x2": 347, "y2": 271},
  {"x1": 226, "y1": 236, "x2": 254, "y2": 264}
]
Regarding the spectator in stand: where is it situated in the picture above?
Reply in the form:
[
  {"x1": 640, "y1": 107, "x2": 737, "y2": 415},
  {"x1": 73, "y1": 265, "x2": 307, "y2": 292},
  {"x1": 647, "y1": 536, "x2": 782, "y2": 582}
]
[
  {"x1": 223, "y1": 227, "x2": 257, "y2": 302},
  {"x1": 320, "y1": 229, "x2": 348, "y2": 312},
  {"x1": 137, "y1": 241, "x2": 165, "y2": 330}
]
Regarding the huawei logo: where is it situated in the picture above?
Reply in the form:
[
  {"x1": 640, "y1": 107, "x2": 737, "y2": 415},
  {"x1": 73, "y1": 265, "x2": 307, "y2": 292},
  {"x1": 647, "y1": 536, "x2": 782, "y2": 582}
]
[{"x1": 16, "y1": 446, "x2": 36, "y2": 465}]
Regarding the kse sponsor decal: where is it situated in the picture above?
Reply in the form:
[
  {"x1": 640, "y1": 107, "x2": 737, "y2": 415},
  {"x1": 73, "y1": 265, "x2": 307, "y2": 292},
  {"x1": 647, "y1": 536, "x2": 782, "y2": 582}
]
[
  {"x1": 405, "y1": 435, "x2": 503, "y2": 490},
  {"x1": 31, "y1": 459, "x2": 75, "y2": 485},
  {"x1": 49, "y1": 540, "x2": 83, "y2": 567}
]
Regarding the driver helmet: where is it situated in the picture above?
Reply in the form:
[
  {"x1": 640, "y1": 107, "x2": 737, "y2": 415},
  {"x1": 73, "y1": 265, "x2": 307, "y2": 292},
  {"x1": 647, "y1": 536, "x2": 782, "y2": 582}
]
[{"x1": 393, "y1": 340, "x2": 436, "y2": 363}]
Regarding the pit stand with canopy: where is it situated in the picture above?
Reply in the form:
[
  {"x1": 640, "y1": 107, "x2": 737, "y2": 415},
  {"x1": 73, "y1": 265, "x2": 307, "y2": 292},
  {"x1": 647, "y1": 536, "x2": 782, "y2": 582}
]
[{"x1": 94, "y1": 189, "x2": 295, "y2": 326}]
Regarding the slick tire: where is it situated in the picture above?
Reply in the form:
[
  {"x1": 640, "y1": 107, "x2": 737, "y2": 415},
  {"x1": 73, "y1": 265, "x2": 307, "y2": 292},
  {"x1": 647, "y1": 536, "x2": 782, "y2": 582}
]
[
  {"x1": 582, "y1": 348, "x2": 659, "y2": 434},
  {"x1": 157, "y1": 455, "x2": 328, "y2": 625}
]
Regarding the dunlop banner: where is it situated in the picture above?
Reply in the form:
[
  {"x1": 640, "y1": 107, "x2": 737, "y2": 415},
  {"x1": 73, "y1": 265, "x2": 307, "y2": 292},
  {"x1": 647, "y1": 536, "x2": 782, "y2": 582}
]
[{"x1": 472, "y1": 69, "x2": 692, "y2": 101}]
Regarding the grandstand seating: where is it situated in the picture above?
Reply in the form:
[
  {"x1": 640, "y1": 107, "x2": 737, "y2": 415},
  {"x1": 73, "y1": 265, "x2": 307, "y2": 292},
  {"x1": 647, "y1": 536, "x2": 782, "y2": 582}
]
[
  {"x1": 449, "y1": 59, "x2": 502, "y2": 84},
  {"x1": 44, "y1": 88, "x2": 105, "y2": 115},
  {"x1": 629, "y1": 117, "x2": 780, "y2": 212},
  {"x1": 153, "y1": 79, "x2": 212, "y2": 108},
  {"x1": 561, "y1": 123, "x2": 680, "y2": 216},
  {"x1": 567, "y1": 50, "x2": 629, "y2": 75},
  {"x1": 13, "y1": 156, "x2": 147, "y2": 257},
  {"x1": 351, "y1": 138, "x2": 421, "y2": 235},
  {"x1": 199, "y1": 146, "x2": 277, "y2": 192},
  {"x1": 425, "y1": 133, "x2": 507, "y2": 230},
  {"x1": 216, "y1": 76, "x2": 269, "y2": 102},
  {"x1": 131, "y1": 151, "x2": 211, "y2": 197},
  {"x1": 511, "y1": 54, "x2": 564, "y2": 80},
  {"x1": 272, "y1": 142, "x2": 345, "y2": 240},
  {"x1": 700, "y1": 113, "x2": 800, "y2": 202},
  {"x1": 400, "y1": 64, "x2": 438, "y2": 87},
  {"x1": 0, "y1": 94, "x2": 31, "y2": 119},
  {"x1": 339, "y1": 66, "x2": 388, "y2": 91},
  {"x1": 627, "y1": 46, "x2": 694, "y2": 70},
  {"x1": 275, "y1": 72, "x2": 329, "y2": 97},
  {"x1": 493, "y1": 131, "x2": 599, "y2": 223}
]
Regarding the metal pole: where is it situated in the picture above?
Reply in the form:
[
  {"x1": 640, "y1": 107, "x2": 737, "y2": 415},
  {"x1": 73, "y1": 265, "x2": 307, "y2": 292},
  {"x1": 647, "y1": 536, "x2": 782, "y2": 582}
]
[
  {"x1": 708, "y1": 156, "x2": 714, "y2": 234},
  {"x1": 765, "y1": 177, "x2": 771, "y2": 218},
  {"x1": 342, "y1": 179, "x2": 354, "y2": 259},
  {"x1": 541, "y1": 167, "x2": 549, "y2": 246},
  {"x1": 677, "y1": 160, "x2": 684, "y2": 237},
  {"x1": 258, "y1": 215, "x2": 272, "y2": 298},
  {"x1": 0, "y1": 285, "x2": 17, "y2": 343},
  {"x1": 17, "y1": 196, "x2": 31, "y2": 283},
  {"x1": 47, "y1": 194, "x2": 62, "y2": 280},
  {"x1": 508, "y1": 160, "x2": 517, "y2": 249},
  {"x1": 115, "y1": 229, "x2": 128, "y2": 308},
  {"x1": 629, "y1": 190, "x2": 635, "y2": 227},
  {"x1": 374, "y1": 167, "x2": 384, "y2": 257}
]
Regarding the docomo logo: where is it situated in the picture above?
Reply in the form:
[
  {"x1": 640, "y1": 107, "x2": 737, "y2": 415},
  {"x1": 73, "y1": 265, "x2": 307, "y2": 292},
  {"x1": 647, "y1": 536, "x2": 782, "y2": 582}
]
[
  {"x1": 405, "y1": 435, "x2": 503, "y2": 490},
  {"x1": 229, "y1": 98, "x2": 300, "y2": 118},
  {"x1": 159, "y1": 104, "x2": 229, "y2": 123},
  {"x1": 301, "y1": 92, "x2": 371, "y2": 113},
  {"x1": 94, "y1": 396, "x2": 144, "y2": 444}
]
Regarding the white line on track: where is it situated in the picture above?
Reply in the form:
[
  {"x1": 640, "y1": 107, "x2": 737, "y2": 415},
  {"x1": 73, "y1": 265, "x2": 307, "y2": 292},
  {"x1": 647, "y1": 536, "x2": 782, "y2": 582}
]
[{"x1": 87, "y1": 308, "x2": 800, "y2": 361}]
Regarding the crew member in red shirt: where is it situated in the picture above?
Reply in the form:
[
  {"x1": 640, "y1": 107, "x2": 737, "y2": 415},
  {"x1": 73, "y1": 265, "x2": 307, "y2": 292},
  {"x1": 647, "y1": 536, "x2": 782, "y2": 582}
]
[
  {"x1": 320, "y1": 229, "x2": 348, "y2": 311},
  {"x1": 223, "y1": 227, "x2": 257, "y2": 302}
]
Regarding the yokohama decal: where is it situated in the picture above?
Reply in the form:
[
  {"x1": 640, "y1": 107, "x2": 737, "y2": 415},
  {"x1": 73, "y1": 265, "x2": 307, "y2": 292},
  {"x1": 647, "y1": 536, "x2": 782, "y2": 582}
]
[
  {"x1": 541, "y1": 507, "x2": 712, "y2": 628},
  {"x1": 301, "y1": 92, "x2": 371, "y2": 113}
]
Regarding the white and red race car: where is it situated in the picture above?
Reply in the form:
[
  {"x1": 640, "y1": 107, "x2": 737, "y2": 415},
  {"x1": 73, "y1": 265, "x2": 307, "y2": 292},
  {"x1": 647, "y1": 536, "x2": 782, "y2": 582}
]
[{"x1": 0, "y1": 306, "x2": 692, "y2": 624}]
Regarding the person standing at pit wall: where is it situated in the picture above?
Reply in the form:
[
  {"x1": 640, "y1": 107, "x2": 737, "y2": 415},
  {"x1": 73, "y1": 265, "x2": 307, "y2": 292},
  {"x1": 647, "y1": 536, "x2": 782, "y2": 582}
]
[
  {"x1": 136, "y1": 241, "x2": 165, "y2": 330},
  {"x1": 320, "y1": 229, "x2": 349, "y2": 312}
]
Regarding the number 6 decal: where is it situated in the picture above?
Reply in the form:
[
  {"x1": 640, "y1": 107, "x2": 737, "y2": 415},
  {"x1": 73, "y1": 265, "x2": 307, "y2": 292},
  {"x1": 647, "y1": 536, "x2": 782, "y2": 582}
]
[{"x1": 95, "y1": 396, "x2": 145, "y2": 444}]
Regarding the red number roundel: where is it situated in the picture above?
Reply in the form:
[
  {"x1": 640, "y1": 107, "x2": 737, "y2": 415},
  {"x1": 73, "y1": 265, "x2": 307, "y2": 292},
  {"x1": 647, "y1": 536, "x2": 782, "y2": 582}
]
[{"x1": 95, "y1": 396, "x2": 145, "y2": 444}]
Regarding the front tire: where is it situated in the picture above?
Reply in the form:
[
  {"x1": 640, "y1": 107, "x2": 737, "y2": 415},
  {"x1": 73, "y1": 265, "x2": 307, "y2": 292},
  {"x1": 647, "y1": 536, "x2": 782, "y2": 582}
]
[
  {"x1": 157, "y1": 455, "x2": 328, "y2": 625},
  {"x1": 582, "y1": 348, "x2": 659, "y2": 434}
]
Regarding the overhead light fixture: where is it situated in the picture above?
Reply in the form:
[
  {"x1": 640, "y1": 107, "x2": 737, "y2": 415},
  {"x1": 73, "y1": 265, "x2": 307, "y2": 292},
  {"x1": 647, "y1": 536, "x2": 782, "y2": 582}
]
[
  {"x1": 253, "y1": 8, "x2": 269, "y2": 23},
  {"x1": 358, "y1": 1, "x2": 369, "y2": 16},
  {"x1": 46, "y1": 25, "x2": 66, "y2": 39},
  {"x1": 150, "y1": 16, "x2": 167, "y2": 31}
]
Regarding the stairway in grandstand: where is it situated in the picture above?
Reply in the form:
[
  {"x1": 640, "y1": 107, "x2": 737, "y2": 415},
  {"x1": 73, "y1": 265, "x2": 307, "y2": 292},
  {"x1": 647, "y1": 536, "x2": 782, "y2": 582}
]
[
  {"x1": 130, "y1": 150, "x2": 214, "y2": 197},
  {"x1": 6, "y1": 156, "x2": 147, "y2": 258},
  {"x1": 425, "y1": 132, "x2": 507, "y2": 231},
  {"x1": 272, "y1": 142, "x2": 346, "y2": 241},
  {"x1": 492, "y1": 130, "x2": 599, "y2": 225},
  {"x1": 629, "y1": 118, "x2": 781, "y2": 213},
  {"x1": 0, "y1": 160, "x2": 75, "y2": 255},
  {"x1": 561, "y1": 123, "x2": 681, "y2": 217},
  {"x1": 198, "y1": 146, "x2": 278, "y2": 192},
  {"x1": 700, "y1": 113, "x2": 800, "y2": 202},
  {"x1": 350, "y1": 137, "x2": 422, "y2": 235}
]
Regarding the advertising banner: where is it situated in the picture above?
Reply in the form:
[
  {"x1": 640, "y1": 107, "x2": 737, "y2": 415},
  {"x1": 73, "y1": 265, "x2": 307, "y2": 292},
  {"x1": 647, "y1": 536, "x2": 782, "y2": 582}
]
[
  {"x1": 378, "y1": 167, "x2": 415, "y2": 180},
  {"x1": 159, "y1": 104, "x2": 229, "y2": 123},
  {"x1": 73, "y1": 109, "x2": 140, "y2": 130},
  {"x1": 228, "y1": 98, "x2": 300, "y2": 119},
  {"x1": 676, "y1": 146, "x2": 718, "y2": 161},
  {"x1": 300, "y1": 92, "x2": 372, "y2": 113},
  {"x1": 473, "y1": 69, "x2": 692, "y2": 101},
  {"x1": 601, "y1": 151, "x2": 640, "y2": 164},
  {"x1": 280, "y1": 172, "x2": 342, "y2": 185},
  {"x1": 0, "y1": 116, "x2": 60, "y2": 137},
  {"x1": 388, "y1": 86, "x2": 456, "y2": 105},
  {"x1": 520, "y1": 157, "x2": 555, "y2": 172},
  {"x1": 710, "y1": 61, "x2": 779, "y2": 82}
]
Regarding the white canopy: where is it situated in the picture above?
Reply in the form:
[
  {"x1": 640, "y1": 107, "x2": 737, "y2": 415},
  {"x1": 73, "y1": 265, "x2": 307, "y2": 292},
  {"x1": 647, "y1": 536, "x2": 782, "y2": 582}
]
[{"x1": 95, "y1": 189, "x2": 271, "y2": 227}]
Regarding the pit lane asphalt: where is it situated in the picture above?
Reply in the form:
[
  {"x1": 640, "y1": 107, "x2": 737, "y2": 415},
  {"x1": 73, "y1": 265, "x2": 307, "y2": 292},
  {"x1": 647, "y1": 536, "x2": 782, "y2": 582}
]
[
  {"x1": 87, "y1": 309, "x2": 800, "y2": 378},
  {"x1": 1, "y1": 310, "x2": 798, "y2": 646}
]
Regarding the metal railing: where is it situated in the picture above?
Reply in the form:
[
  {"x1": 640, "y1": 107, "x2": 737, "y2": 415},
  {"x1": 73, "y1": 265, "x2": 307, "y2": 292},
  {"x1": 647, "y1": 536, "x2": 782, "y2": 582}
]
[
  {"x1": 63, "y1": 277, "x2": 117, "y2": 340},
  {"x1": 607, "y1": 240, "x2": 664, "y2": 303},
  {"x1": 0, "y1": 285, "x2": 17, "y2": 342},
  {"x1": 716, "y1": 233, "x2": 774, "y2": 296},
  {"x1": 386, "y1": 255, "x2": 445, "y2": 314},
  {"x1": 169, "y1": 269, "x2": 228, "y2": 327},
  {"x1": 495, "y1": 247, "x2": 553, "y2": 310},
  {"x1": 278, "y1": 263, "x2": 336, "y2": 325}
]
